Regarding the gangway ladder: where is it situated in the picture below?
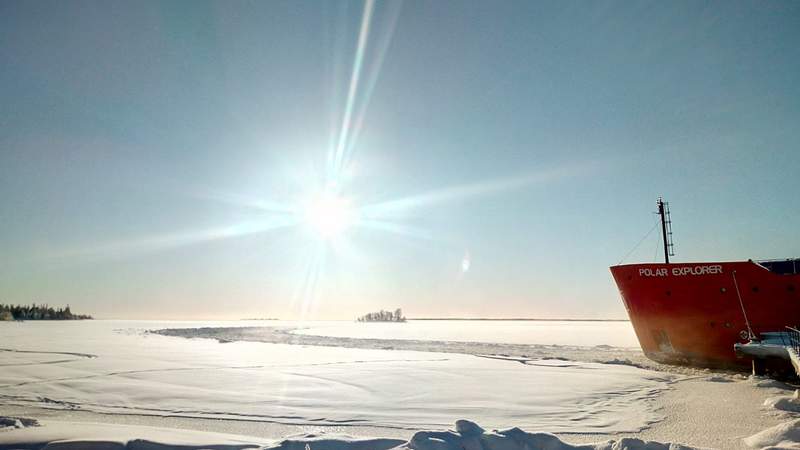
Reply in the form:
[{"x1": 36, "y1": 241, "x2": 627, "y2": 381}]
[{"x1": 657, "y1": 197, "x2": 675, "y2": 264}]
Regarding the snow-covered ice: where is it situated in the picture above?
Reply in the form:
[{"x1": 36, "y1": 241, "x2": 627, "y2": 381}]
[{"x1": 1, "y1": 320, "x2": 671, "y2": 433}]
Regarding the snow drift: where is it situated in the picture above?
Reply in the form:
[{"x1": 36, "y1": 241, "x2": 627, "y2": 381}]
[{"x1": 0, "y1": 418, "x2": 701, "y2": 450}]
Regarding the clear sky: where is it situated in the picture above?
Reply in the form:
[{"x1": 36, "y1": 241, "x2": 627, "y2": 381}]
[{"x1": 1, "y1": 1, "x2": 799, "y2": 320}]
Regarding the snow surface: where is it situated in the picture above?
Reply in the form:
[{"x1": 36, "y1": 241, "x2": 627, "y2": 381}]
[
  {"x1": 0, "y1": 320, "x2": 671, "y2": 433},
  {"x1": 5, "y1": 321, "x2": 800, "y2": 449}
]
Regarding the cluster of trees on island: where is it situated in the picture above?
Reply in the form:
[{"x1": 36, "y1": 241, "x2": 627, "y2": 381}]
[
  {"x1": 0, "y1": 304, "x2": 92, "y2": 321},
  {"x1": 357, "y1": 308, "x2": 406, "y2": 322}
]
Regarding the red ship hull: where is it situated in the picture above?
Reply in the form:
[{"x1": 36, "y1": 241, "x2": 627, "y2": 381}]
[{"x1": 611, "y1": 260, "x2": 800, "y2": 368}]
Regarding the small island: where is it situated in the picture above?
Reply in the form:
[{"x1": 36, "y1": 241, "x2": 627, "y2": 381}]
[
  {"x1": 0, "y1": 304, "x2": 93, "y2": 321},
  {"x1": 357, "y1": 308, "x2": 406, "y2": 322}
]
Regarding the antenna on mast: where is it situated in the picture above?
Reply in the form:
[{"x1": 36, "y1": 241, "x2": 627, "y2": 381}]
[{"x1": 657, "y1": 197, "x2": 675, "y2": 264}]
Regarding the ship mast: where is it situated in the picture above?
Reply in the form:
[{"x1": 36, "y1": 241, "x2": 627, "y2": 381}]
[{"x1": 657, "y1": 197, "x2": 675, "y2": 264}]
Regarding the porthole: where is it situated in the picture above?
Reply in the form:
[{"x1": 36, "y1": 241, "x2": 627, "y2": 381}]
[
  {"x1": 665, "y1": 290, "x2": 672, "y2": 297},
  {"x1": 752, "y1": 286, "x2": 759, "y2": 293},
  {"x1": 789, "y1": 285, "x2": 796, "y2": 292},
  {"x1": 724, "y1": 322, "x2": 733, "y2": 328},
  {"x1": 720, "y1": 287, "x2": 727, "y2": 293}
]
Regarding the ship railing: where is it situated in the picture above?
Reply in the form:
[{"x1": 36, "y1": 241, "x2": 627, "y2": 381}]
[
  {"x1": 786, "y1": 326, "x2": 800, "y2": 355},
  {"x1": 755, "y1": 258, "x2": 800, "y2": 275}
]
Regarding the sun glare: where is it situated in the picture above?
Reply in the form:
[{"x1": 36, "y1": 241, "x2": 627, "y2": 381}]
[{"x1": 304, "y1": 191, "x2": 356, "y2": 239}]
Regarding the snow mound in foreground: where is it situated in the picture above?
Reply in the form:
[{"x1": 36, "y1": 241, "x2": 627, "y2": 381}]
[
  {"x1": 744, "y1": 418, "x2": 800, "y2": 449},
  {"x1": 267, "y1": 434, "x2": 403, "y2": 450},
  {"x1": 764, "y1": 390, "x2": 800, "y2": 413},
  {"x1": 758, "y1": 388, "x2": 800, "y2": 449},
  {"x1": 0, "y1": 418, "x2": 704, "y2": 450},
  {"x1": 401, "y1": 419, "x2": 699, "y2": 450}
]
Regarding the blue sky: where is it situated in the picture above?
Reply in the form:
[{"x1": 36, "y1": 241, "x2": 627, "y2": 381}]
[{"x1": 1, "y1": 0, "x2": 799, "y2": 319}]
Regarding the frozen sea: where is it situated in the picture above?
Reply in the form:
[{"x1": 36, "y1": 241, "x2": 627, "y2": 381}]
[
  {"x1": 291, "y1": 319, "x2": 640, "y2": 347},
  {"x1": 0, "y1": 320, "x2": 671, "y2": 434}
]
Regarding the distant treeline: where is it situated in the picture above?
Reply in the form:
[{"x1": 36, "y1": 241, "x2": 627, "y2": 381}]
[
  {"x1": 357, "y1": 308, "x2": 405, "y2": 322},
  {"x1": 0, "y1": 304, "x2": 92, "y2": 321}
]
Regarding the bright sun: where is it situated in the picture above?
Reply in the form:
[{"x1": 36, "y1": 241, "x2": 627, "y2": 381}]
[{"x1": 303, "y1": 191, "x2": 356, "y2": 239}]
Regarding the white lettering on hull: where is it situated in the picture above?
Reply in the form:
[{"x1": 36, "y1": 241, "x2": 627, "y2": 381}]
[
  {"x1": 638, "y1": 265, "x2": 723, "y2": 277},
  {"x1": 639, "y1": 268, "x2": 668, "y2": 277}
]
